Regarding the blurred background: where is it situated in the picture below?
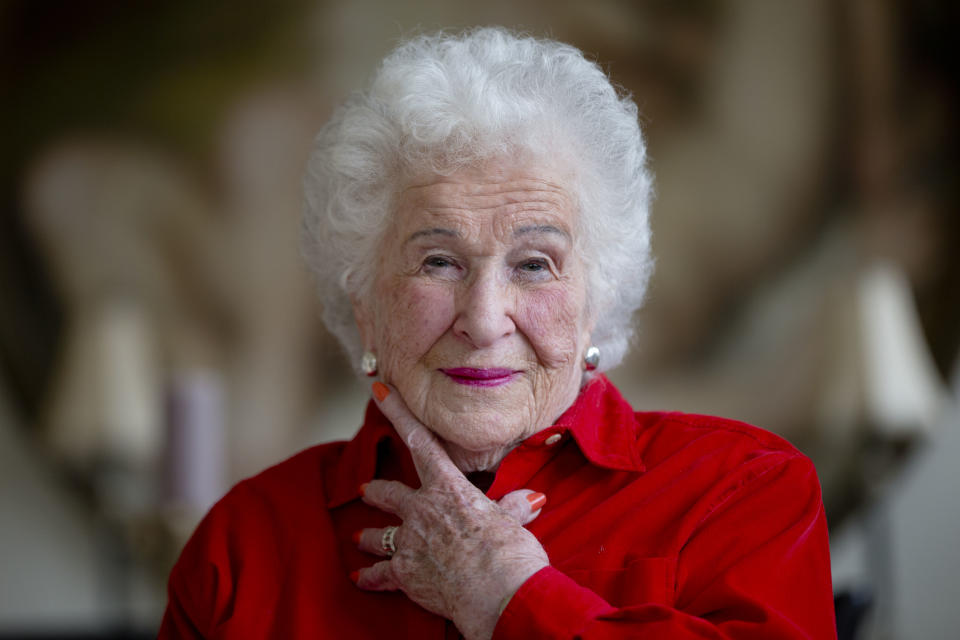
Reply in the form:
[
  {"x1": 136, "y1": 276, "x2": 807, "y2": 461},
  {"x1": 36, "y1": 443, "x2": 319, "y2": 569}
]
[{"x1": 1, "y1": 1, "x2": 957, "y2": 638}]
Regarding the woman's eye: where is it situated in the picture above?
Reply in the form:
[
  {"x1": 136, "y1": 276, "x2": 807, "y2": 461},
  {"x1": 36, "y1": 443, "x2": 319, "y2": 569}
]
[
  {"x1": 518, "y1": 258, "x2": 551, "y2": 276},
  {"x1": 521, "y1": 261, "x2": 544, "y2": 271},
  {"x1": 423, "y1": 255, "x2": 456, "y2": 270}
]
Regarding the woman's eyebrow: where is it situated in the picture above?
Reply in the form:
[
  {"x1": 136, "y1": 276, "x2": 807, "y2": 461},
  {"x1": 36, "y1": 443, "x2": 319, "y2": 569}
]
[
  {"x1": 513, "y1": 224, "x2": 571, "y2": 240},
  {"x1": 404, "y1": 224, "x2": 569, "y2": 245},
  {"x1": 405, "y1": 228, "x2": 459, "y2": 244}
]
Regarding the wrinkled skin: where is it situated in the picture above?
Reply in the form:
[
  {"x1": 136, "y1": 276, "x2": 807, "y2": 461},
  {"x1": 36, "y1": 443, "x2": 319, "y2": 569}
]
[
  {"x1": 351, "y1": 160, "x2": 595, "y2": 638},
  {"x1": 352, "y1": 160, "x2": 593, "y2": 472},
  {"x1": 355, "y1": 385, "x2": 550, "y2": 640}
]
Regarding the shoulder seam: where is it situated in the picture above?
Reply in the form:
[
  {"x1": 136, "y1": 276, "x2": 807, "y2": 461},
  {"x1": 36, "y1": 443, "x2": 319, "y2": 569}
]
[
  {"x1": 639, "y1": 410, "x2": 800, "y2": 455},
  {"x1": 691, "y1": 451, "x2": 807, "y2": 537},
  {"x1": 674, "y1": 452, "x2": 807, "y2": 596}
]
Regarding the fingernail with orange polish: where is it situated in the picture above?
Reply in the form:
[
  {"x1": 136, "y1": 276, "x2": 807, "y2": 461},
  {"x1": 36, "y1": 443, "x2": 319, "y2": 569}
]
[
  {"x1": 372, "y1": 381, "x2": 390, "y2": 402},
  {"x1": 527, "y1": 492, "x2": 547, "y2": 512},
  {"x1": 349, "y1": 570, "x2": 359, "y2": 584},
  {"x1": 352, "y1": 530, "x2": 363, "y2": 544},
  {"x1": 359, "y1": 482, "x2": 368, "y2": 497}
]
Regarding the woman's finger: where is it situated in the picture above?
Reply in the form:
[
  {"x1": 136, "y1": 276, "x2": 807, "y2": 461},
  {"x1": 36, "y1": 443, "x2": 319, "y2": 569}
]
[
  {"x1": 497, "y1": 489, "x2": 547, "y2": 526},
  {"x1": 353, "y1": 560, "x2": 400, "y2": 591},
  {"x1": 372, "y1": 382, "x2": 461, "y2": 482},
  {"x1": 360, "y1": 478, "x2": 416, "y2": 517},
  {"x1": 354, "y1": 526, "x2": 402, "y2": 557}
]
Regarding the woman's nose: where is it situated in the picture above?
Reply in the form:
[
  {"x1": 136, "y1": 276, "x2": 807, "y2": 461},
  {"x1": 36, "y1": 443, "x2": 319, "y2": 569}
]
[{"x1": 452, "y1": 269, "x2": 516, "y2": 348}]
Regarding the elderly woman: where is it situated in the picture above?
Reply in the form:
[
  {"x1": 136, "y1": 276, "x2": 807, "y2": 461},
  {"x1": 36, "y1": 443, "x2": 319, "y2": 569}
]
[{"x1": 160, "y1": 28, "x2": 835, "y2": 639}]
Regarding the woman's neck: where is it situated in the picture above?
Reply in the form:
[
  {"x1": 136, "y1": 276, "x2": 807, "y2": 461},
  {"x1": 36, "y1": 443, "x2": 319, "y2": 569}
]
[{"x1": 441, "y1": 439, "x2": 515, "y2": 474}]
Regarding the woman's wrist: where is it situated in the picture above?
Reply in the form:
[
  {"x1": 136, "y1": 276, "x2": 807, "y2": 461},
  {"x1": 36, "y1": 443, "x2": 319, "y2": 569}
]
[{"x1": 484, "y1": 559, "x2": 549, "y2": 636}]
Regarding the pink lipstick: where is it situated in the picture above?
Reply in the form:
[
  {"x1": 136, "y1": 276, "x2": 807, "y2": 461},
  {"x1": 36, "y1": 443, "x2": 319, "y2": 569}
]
[{"x1": 440, "y1": 367, "x2": 517, "y2": 387}]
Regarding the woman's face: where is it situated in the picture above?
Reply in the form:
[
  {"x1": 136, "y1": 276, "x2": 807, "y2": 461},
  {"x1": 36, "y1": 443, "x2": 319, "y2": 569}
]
[{"x1": 354, "y1": 160, "x2": 594, "y2": 471}]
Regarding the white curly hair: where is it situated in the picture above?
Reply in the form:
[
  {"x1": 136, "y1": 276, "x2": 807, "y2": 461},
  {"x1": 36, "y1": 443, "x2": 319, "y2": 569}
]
[{"x1": 302, "y1": 27, "x2": 653, "y2": 377}]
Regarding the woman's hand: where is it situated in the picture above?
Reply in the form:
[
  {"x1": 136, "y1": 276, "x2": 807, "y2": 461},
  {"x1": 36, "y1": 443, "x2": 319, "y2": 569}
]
[{"x1": 353, "y1": 382, "x2": 551, "y2": 640}]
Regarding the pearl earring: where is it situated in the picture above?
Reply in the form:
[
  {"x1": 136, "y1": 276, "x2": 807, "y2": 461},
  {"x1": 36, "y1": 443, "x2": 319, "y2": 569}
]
[
  {"x1": 361, "y1": 351, "x2": 378, "y2": 376},
  {"x1": 584, "y1": 346, "x2": 600, "y2": 371}
]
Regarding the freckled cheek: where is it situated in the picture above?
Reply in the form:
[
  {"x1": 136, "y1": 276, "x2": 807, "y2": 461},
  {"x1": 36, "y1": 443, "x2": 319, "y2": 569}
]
[
  {"x1": 376, "y1": 283, "x2": 454, "y2": 370},
  {"x1": 518, "y1": 287, "x2": 586, "y2": 368}
]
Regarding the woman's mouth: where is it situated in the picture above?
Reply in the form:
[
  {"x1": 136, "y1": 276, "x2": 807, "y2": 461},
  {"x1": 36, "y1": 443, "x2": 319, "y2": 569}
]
[{"x1": 439, "y1": 368, "x2": 518, "y2": 387}]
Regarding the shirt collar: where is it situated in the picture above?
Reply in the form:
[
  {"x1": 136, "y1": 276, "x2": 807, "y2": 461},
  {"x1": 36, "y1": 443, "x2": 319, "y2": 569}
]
[
  {"x1": 324, "y1": 401, "x2": 401, "y2": 509},
  {"x1": 324, "y1": 375, "x2": 643, "y2": 509},
  {"x1": 553, "y1": 375, "x2": 645, "y2": 472}
]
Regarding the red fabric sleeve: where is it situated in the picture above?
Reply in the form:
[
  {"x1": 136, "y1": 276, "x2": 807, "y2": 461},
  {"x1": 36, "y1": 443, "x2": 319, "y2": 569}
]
[
  {"x1": 158, "y1": 564, "x2": 212, "y2": 639},
  {"x1": 157, "y1": 502, "x2": 236, "y2": 640},
  {"x1": 493, "y1": 455, "x2": 836, "y2": 639},
  {"x1": 157, "y1": 481, "x2": 279, "y2": 640}
]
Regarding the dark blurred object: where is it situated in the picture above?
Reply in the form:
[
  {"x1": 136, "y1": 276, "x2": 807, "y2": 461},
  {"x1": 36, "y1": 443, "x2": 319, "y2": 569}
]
[
  {"x1": 840, "y1": 0, "x2": 960, "y2": 381},
  {"x1": 897, "y1": 0, "x2": 960, "y2": 381},
  {"x1": 0, "y1": 213, "x2": 62, "y2": 420},
  {"x1": 834, "y1": 589, "x2": 873, "y2": 640}
]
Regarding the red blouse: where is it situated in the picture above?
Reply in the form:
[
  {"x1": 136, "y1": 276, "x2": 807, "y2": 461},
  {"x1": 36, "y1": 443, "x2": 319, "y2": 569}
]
[{"x1": 159, "y1": 376, "x2": 836, "y2": 639}]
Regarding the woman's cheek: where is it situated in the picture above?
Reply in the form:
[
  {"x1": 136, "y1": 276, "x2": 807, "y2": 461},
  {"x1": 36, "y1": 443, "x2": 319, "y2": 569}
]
[
  {"x1": 377, "y1": 281, "x2": 453, "y2": 367},
  {"x1": 520, "y1": 286, "x2": 585, "y2": 369}
]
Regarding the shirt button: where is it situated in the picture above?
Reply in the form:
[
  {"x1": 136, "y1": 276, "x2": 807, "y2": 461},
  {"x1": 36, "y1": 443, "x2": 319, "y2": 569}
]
[{"x1": 544, "y1": 433, "x2": 562, "y2": 446}]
